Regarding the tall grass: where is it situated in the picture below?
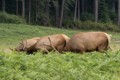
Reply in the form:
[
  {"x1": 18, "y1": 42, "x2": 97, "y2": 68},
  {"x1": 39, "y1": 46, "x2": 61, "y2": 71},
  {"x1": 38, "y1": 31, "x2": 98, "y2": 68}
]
[
  {"x1": 0, "y1": 23, "x2": 120, "y2": 80},
  {"x1": 0, "y1": 51, "x2": 120, "y2": 80}
]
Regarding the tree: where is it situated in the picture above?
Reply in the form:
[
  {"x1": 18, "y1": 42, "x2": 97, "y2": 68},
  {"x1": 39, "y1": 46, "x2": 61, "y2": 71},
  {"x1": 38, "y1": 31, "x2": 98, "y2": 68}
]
[
  {"x1": 2, "y1": 0, "x2": 5, "y2": 12},
  {"x1": 82, "y1": 0, "x2": 85, "y2": 13},
  {"x1": 53, "y1": 0, "x2": 60, "y2": 27},
  {"x1": 59, "y1": 0, "x2": 65, "y2": 27},
  {"x1": 78, "y1": 0, "x2": 80, "y2": 20},
  {"x1": 35, "y1": 0, "x2": 39, "y2": 22},
  {"x1": 22, "y1": 0, "x2": 25, "y2": 18},
  {"x1": 0, "y1": 0, "x2": 119, "y2": 27},
  {"x1": 28, "y1": 0, "x2": 31, "y2": 23},
  {"x1": 45, "y1": 0, "x2": 50, "y2": 26},
  {"x1": 74, "y1": 0, "x2": 77, "y2": 22},
  {"x1": 16, "y1": 0, "x2": 18, "y2": 15},
  {"x1": 99, "y1": 0, "x2": 110, "y2": 22},
  {"x1": 95, "y1": 0, "x2": 98, "y2": 22},
  {"x1": 118, "y1": 0, "x2": 120, "y2": 26}
]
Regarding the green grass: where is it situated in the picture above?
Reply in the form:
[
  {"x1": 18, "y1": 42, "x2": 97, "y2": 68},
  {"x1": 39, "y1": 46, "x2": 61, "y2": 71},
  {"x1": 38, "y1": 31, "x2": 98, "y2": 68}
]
[
  {"x1": 0, "y1": 23, "x2": 120, "y2": 80},
  {"x1": 0, "y1": 51, "x2": 120, "y2": 80},
  {"x1": 0, "y1": 23, "x2": 119, "y2": 52}
]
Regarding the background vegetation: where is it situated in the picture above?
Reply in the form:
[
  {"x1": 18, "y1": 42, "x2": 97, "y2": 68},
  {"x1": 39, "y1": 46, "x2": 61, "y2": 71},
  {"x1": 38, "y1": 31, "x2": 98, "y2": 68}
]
[{"x1": 0, "y1": 0, "x2": 120, "y2": 31}]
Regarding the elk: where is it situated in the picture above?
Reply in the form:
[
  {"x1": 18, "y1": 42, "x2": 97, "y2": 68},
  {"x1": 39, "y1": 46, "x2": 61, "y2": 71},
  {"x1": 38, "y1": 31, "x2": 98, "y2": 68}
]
[
  {"x1": 35, "y1": 34, "x2": 70, "y2": 53},
  {"x1": 13, "y1": 34, "x2": 70, "y2": 54},
  {"x1": 64, "y1": 32, "x2": 111, "y2": 53},
  {"x1": 15, "y1": 37, "x2": 40, "y2": 53}
]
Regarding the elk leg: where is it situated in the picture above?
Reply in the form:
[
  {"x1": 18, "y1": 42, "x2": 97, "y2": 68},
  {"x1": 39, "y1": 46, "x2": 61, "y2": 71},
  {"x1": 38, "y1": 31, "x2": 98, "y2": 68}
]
[
  {"x1": 56, "y1": 45, "x2": 64, "y2": 53},
  {"x1": 37, "y1": 47, "x2": 49, "y2": 53},
  {"x1": 98, "y1": 45, "x2": 106, "y2": 53},
  {"x1": 75, "y1": 44, "x2": 86, "y2": 53},
  {"x1": 48, "y1": 37, "x2": 58, "y2": 51}
]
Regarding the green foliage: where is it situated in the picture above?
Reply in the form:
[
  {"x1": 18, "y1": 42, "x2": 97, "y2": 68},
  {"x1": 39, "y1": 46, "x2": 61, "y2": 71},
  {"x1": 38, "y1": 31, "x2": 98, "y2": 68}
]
[
  {"x1": 63, "y1": 14, "x2": 119, "y2": 31},
  {"x1": 99, "y1": 0, "x2": 111, "y2": 22},
  {"x1": 0, "y1": 12, "x2": 26, "y2": 24},
  {"x1": 0, "y1": 0, "x2": 119, "y2": 27},
  {"x1": 63, "y1": 20, "x2": 120, "y2": 32},
  {"x1": 36, "y1": 13, "x2": 50, "y2": 26},
  {"x1": 81, "y1": 12, "x2": 94, "y2": 21},
  {"x1": 63, "y1": 19, "x2": 74, "y2": 28},
  {"x1": 0, "y1": 51, "x2": 120, "y2": 80}
]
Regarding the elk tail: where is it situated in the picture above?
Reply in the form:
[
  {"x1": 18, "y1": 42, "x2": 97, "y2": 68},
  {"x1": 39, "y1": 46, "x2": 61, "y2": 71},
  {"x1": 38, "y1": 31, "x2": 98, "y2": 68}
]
[{"x1": 104, "y1": 33, "x2": 112, "y2": 44}]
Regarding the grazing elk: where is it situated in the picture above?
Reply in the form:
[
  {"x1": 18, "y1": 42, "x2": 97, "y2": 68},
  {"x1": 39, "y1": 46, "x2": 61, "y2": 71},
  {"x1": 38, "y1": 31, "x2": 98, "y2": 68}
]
[
  {"x1": 35, "y1": 34, "x2": 70, "y2": 53},
  {"x1": 14, "y1": 34, "x2": 70, "y2": 54},
  {"x1": 15, "y1": 37, "x2": 40, "y2": 53},
  {"x1": 64, "y1": 32, "x2": 111, "y2": 53}
]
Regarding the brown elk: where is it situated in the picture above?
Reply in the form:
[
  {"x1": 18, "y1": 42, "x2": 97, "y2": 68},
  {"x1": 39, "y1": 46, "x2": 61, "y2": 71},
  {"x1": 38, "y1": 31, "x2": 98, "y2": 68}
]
[
  {"x1": 35, "y1": 34, "x2": 70, "y2": 53},
  {"x1": 64, "y1": 32, "x2": 111, "y2": 53},
  {"x1": 15, "y1": 37, "x2": 40, "y2": 53},
  {"x1": 14, "y1": 34, "x2": 70, "y2": 54}
]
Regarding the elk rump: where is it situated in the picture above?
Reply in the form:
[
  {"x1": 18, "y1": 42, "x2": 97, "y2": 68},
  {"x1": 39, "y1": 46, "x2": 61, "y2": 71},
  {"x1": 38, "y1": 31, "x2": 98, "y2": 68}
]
[{"x1": 64, "y1": 32, "x2": 111, "y2": 53}]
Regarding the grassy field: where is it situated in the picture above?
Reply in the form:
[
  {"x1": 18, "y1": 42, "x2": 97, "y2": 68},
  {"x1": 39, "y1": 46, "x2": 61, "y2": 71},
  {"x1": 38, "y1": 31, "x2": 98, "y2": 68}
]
[{"x1": 0, "y1": 23, "x2": 120, "y2": 80}]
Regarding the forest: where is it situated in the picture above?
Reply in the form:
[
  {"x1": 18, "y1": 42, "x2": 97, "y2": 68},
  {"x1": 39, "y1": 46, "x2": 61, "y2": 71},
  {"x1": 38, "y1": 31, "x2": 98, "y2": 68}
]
[{"x1": 0, "y1": 0, "x2": 120, "y2": 30}]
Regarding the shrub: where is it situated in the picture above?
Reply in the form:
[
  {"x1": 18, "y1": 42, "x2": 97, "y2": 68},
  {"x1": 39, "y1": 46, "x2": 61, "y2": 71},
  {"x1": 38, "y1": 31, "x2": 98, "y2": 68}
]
[
  {"x1": 36, "y1": 13, "x2": 50, "y2": 26},
  {"x1": 63, "y1": 19, "x2": 74, "y2": 29},
  {"x1": 81, "y1": 12, "x2": 94, "y2": 21},
  {"x1": 64, "y1": 20, "x2": 120, "y2": 32},
  {"x1": 0, "y1": 12, "x2": 26, "y2": 24}
]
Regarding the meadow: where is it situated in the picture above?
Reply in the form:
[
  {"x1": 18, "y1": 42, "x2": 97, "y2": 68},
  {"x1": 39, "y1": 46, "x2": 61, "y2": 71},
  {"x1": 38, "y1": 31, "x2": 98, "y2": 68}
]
[{"x1": 0, "y1": 23, "x2": 120, "y2": 80}]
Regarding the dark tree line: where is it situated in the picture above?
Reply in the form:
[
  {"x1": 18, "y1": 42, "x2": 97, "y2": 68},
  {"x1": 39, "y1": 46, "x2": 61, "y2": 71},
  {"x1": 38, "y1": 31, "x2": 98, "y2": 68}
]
[{"x1": 0, "y1": 0, "x2": 120, "y2": 27}]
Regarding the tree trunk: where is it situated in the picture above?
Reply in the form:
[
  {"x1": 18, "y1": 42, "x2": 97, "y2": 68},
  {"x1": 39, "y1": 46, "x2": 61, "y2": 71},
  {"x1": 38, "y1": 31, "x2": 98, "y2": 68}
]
[
  {"x1": 22, "y1": 0, "x2": 25, "y2": 18},
  {"x1": 16, "y1": 0, "x2": 18, "y2": 15},
  {"x1": 28, "y1": 0, "x2": 31, "y2": 23},
  {"x1": 82, "y1": 0, "x2": 85, "y2": 13},
  {"x1": 45, "y1": 0, "x2": 50, "y2": 26},
  {"x1": 95, "y1": 0, "x2": 98, "y2": 22},
  {"x1": 74, "y1": 0, "x2": 77, "y2": 21},
  {"x1": 59, "y1": 0, "x2": 65, "y2": 27},
  {"x1": 118, "y1": 0, "x2": 120, "y2": 26},
  {"x1": 112, "y1": 1, "x2": 115, "y2": 12},
  {"x1": 36, "y1": 0, "x2": 38, "y2": 22},
  {"x1": 78, "y1": 0, "x2": 80, "y2": 20},
  {"x1": 85, "y1": 0, "x2": 87, "y2": 12},
  {"x1": 55, "y1": 1, "x2": 59, "y2": 27},
  {"x1": 2, "y1": 0, "x2": 5, "y2": 12}
]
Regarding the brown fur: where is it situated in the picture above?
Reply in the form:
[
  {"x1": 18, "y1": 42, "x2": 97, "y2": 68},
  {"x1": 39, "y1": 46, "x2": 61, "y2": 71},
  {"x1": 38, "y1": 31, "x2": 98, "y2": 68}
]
[
  {"x1": 35, "y1": 34, "x2": 70, "y2": 53},
  {"x1": 64, "y1": 32, "x2": 111, "y2": 53},
  {"x1": 15, "y1": 37, "x2": 40, "y2": 53},
  {"x1": 15, "y1": 34, "x2": 70, "y2": 54}
]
